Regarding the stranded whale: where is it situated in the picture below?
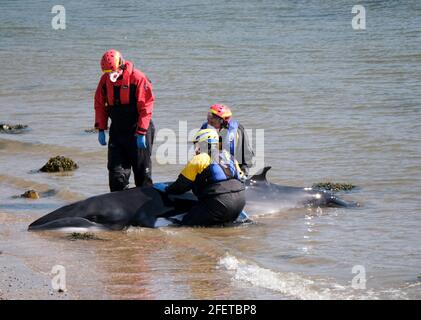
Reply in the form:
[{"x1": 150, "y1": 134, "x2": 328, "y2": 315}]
[{"x1": 28, "y1": 167, "x2": 355, "y2": 231}]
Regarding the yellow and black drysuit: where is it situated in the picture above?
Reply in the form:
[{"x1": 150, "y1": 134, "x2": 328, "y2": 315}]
[{"x1": 165, "y1": 150, "x2": 246, "y2": 226}]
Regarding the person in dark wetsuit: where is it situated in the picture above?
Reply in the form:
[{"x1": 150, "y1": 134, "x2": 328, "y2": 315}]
[{"x1": 154, "y1": 129, "x2": 246, "y2": 226}]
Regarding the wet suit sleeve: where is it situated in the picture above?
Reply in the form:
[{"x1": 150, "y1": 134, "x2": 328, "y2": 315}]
[
  {"x1": 94, "y1": 75, "x2": 109, "y2": 130},
  {"x1": 136, "y1": 77, "x2": 154, "y2": 135},
  {"x1": 236, "y1": 123, "x2": 255, "y2": 176},
  {"x1": 165, "y1": 174, "x2": 194, "y2": 195},
  {"x1": 166, "y1": 154, "x2": 211, "y2": 195}
]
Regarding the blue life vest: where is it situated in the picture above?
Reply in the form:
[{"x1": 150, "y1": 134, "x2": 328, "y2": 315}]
[
  {"x1": 208, "y1": 151, "x2": 241, "y2": 182},
  {"x1": 200, "y1": 120, "x2": 239, "y2": 156},
  {"x1": 193, "y1": 150, "x2": 242, "y2": 197}
]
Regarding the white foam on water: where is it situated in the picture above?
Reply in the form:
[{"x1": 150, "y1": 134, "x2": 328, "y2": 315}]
[
  {"x1": 218, "y1": 253, "x2": 409, "y2": 300},
  {"x1": 125, "y1": 227, "x2": 146, "y2": 233}
]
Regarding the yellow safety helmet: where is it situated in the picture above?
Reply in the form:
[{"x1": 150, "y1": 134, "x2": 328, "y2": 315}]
[{"x1": 192, "y1": 129, "x2": 219, "y2": 144}]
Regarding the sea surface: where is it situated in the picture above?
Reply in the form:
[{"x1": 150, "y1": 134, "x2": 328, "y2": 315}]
[{"x1": 0, "y1": 0, "x2": 420, "y2": 299}]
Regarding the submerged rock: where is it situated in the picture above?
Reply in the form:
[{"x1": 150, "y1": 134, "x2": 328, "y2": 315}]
[
  {"x1": 84, "y1": 128, "x2": 98, "y2": 133},
  {"x1": 312, "y1": 182, "x2": 356, "y2": 192},
  {"x1": 40, "y1": 189, "x2": 58, "y2": 197},
  {"x1": 40, "y1": 156, "x2": 78, "y2": 172},
  {"x1": 21, "y1": 190, "x2": 40, "y2": 200},
  {"x1": 12, "y1": 189, "x2": 57, "y2": 199},
  {"x1": 0, "y1": 123, "x2": 28, "y2": 134},
  {"x1": 84, "y1": 128, "x2": 108, "y2": 133}
]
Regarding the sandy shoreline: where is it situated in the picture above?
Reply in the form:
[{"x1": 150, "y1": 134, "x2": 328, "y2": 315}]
[
  {"x1": 0, "y1": 211, "x2": 110, "y2": 300},
  {"x1": 0, "y1": 209, "x2": 262, "y2": 300},
  {"x1": 0, "y1": 211, "x2": 67, "y2": 299},
  {"x1": 0, "y1": 253, "x2": 70, "y2": 300}
]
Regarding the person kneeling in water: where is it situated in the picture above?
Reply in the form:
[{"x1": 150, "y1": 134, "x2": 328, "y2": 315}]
[{"x1": 154, "y1": 129, "x2": 246, "y2": 226}]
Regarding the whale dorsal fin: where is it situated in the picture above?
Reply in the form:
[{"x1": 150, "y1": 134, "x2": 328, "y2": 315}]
[{"x1": 249, "y1": 166, "x2": 271, "y2": 182}]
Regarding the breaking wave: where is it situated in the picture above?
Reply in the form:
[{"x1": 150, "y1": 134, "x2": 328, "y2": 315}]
[{"x1": 218, "y1": 253, "x2": 408, "y2": 300}]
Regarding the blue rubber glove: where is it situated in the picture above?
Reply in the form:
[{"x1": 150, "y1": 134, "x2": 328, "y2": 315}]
[
  {"x1": 235, "y1": 210, "x2": 250, "y2": 223},
  {"x1": 153, "y1": 183, "x2": 168, "y2": 193},
  {"x1": 98, "y1": 130, "x2": 107, "y2": 146},
  {"x1": 238, "y1": 210, "x2": 249, "y2": 220},
  {"x1": 136, "y1": 134, "x2": 147, "y2": 149}
]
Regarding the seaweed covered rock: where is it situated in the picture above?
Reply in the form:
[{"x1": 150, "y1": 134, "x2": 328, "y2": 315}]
[
  {"x1": 312, "y1": 182, "x2": 356, "y2": 192},
  {"x1": 21, "y1": 190, "x2": 40, "y2": 199},
  {"x1": 0, "y1": 123, "x2": 28, "y2": 134},
  {"x1": 40, "y1": 156, "x2": 79, "y2": 172}
]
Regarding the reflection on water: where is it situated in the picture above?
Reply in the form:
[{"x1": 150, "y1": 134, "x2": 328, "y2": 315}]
[{"x1": 0, "y1": 0, "x2": 420, "y2": 299}]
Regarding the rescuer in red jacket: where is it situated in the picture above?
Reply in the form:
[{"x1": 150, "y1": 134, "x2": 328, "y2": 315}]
[{"x1": 94, "y1": 49, "x2": 155, "y2": 191}]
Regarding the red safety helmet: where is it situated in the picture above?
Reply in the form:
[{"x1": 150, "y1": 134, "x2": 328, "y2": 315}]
[
  {"x1": 209, "y1": 104, "x2": 232, "y2": 122},
  {"x1": 100, "y1": 49, "x2": 124, "y2": 73}
]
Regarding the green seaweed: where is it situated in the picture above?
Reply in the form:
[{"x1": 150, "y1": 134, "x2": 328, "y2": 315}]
[
  {"x1": 312, "y1": 182, "x2": 356, "y2": 192},
  {"x1": 67, "y1": 232, "x2": 103, "y2": 241},
  {"x1": 40, "y1": 156, "x2": 78, "y2": 173}
]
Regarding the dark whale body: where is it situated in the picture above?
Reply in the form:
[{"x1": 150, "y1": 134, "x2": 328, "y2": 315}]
[{"x1": 28, "y1": 167, "x2": 354, "y2": 231}]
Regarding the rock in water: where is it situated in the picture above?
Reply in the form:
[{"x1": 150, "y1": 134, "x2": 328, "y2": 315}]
[
  {"x1": 0, "y1": 123, "x2": 28, "y2": 134},
  {"x1": 21, "y1": 190, "x2": 40, "y2": 199},
  {"x1": 40, "y1": 156, "x2": 79, "y2": 172}
]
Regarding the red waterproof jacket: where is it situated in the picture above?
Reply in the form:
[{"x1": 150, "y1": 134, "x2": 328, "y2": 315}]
[{"x1": 94, "y1": 61, "x2": 154, "y2": 135}]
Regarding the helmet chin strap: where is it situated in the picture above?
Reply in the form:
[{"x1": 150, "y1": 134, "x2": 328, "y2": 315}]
[{"x1": 195, "y1": 141, "x2": 217, "y2": 157}]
